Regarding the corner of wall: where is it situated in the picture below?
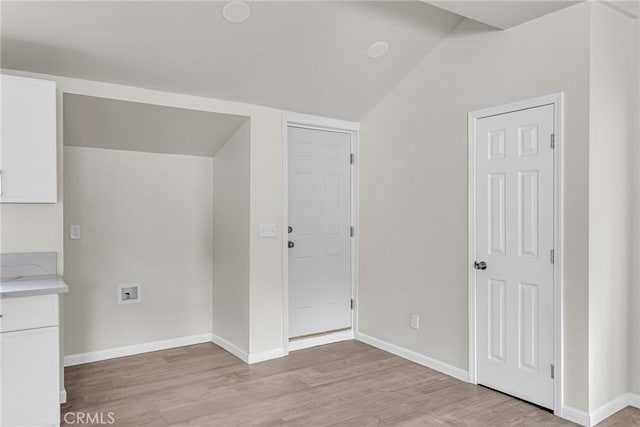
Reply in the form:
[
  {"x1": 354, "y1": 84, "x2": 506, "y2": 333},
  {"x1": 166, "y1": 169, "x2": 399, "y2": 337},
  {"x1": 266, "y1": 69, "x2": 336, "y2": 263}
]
[
  {"x1": 587, "y1": 1, "x2": 638, "y2": 412},
  {"x1": 248, "y1": 110, "x2": 285, "y2": 355}
]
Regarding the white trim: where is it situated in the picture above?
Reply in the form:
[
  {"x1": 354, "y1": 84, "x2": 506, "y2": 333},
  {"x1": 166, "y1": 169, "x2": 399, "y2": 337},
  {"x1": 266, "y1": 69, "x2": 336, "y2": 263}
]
[
  {"x1": 467, "y1": 93, "x2": 564, "y2": 414},
  {"x1": 247, "y1": 347, "x2": 287, "y2": 364},
  {"x1": 64, "y1": 333, "x2": 213, "y2": 366},
  {"x1": 282, "y1": 113, "x2": 360, "y2": 353},
  {"x1": 212, "y1": 334, "x2": 286, "y2": 364},
  {"x1": 283, "y1": 112, "x2": 360, "y2": 132},
  {"x1": 630, "y1": 393, "x2": 640, "y2": 409},
  {"x1": 561, "y1": 393, "x2": 640, "y2": 427},
  {"x1": 355, "y1": 332, "x2": 469, "y2": 383},
  {"x1": 282, "y1": 114, "x2": 290, "y2": 356},
  {"x1": 561, "y1": 405, "x2": 590, "y2": 426},
  {"x1": 591, "y1": 393, "x2": 640, "y2": 426},
  {"x1": 288, "y1": 329, "x2": 354, "y2": 352},
  {"x1": 552, "y1": 93, "x2": 565, "y2": 417},
  {"x1": 211, "y1": 334, "x2": 249, "y2": 363},
  {"x1": 60, "y1": 388, "x2": 67, "y2": 404},
  {"x1": 467, "y1": 109, "x2": 477, "y2": 385}
]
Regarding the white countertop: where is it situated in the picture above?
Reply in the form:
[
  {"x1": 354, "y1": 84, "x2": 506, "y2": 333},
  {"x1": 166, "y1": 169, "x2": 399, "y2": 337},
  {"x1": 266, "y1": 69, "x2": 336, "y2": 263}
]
[{"x1": 0, "y1": 275, "x2": 69, "y2": 298}]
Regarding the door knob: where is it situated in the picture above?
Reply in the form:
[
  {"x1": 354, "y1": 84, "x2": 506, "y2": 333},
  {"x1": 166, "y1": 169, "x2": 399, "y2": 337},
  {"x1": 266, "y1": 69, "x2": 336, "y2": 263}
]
[
  {"x1": 288, "y1": 241, "x2": 295, "y2": 248},
  {"x1": 474, "y1": 261, "x2": 487, "y2": 270}
]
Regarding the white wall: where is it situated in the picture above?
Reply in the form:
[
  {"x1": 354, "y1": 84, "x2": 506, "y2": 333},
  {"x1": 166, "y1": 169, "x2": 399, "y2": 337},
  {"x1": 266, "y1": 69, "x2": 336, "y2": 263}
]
[
  {"x1": 248, "y1": 112, "x2": 285, "y2": 354},
  {"x1": 1, "y1": 69, "x2": 287, "y2": 358},
  {"x1": 632, "y1": 14, "x2": 640, "y2": 397},
  {"x1": 358, "y1": 3, "x2": 592, "y2": 411},
  {"x1": 63, "y1": 146, "x2": 213, "y2": 355},
  {"x1": 587, "y1": 2, "x2": 638, "y2": 410},
  {"x1": 213, "y1": 120, "x2": 250, "y2": 352}
]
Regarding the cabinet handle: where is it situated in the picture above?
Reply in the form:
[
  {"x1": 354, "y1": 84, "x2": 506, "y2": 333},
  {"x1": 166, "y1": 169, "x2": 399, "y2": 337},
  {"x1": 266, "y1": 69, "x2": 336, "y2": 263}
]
[{"x1": 0, "y1": 169, "x2": 3, "y2": 196}]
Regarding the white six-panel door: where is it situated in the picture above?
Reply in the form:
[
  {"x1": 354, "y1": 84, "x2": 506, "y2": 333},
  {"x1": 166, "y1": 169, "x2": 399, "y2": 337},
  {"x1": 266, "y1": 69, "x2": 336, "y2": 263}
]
[
  {"x1": 288, "y1": 126, "x2": 352, "y2": 338},
  {"x1": 475, "y1": 104, "x2": 555, "y2": 409}
]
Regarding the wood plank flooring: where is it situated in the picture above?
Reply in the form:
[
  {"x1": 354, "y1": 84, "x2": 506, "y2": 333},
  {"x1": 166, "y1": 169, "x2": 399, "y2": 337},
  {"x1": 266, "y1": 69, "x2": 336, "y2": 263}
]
[{"x1": 61, "y1": 341, "x2": 639, "y2": 426}]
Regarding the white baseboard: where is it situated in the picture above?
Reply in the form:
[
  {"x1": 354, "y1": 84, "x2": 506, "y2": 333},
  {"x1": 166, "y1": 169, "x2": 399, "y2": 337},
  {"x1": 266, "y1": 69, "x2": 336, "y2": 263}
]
[
  {"x1": 60, "y1": 388, "x2": 67, "y2": 404},
  {"x1": 355, "y1": 332, "x2": 469, "y2": 382},
  {"x1": 211, "y1": 334, "x2": 286, "y2": 364},
  {"x1": 64, "y1": 333, "x2": 213, "y2": 367},
  {"x1": 211, "y1": 334, "x2": 249, "y2": 363},
  {"x1": 248, "y1": 347, "x2": 286, "y2": 364},
  {"x1": 562, "y1": 393, "x2": 640, "y2": 427},
  {"x1": 630, "y1": 393, "x2": 640, "y2": 409},
  {"x1": 591, "y1": 393, "x2": 640, "y2": 426},
  {"x1": 561, "y1": 405, "x2": 590, "y2": 426},
  {"x1": 288, "y1": 329, "x2": 354, "y2": 352}
]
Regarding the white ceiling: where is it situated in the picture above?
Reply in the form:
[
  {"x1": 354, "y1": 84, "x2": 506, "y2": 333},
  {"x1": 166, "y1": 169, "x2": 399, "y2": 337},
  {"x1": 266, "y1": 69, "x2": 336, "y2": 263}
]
[
  {"x1": 607, "y1": 0, "x2": 640, "y2": 17},
  {"x1": 1, "y1": 1, "x2": 463, "y2": 121},
  {"x1": 425, "y1": 0, "x2": 638, "y2": 29},
  {"x1": 424, "y1": 0, "x2": 581, "y2": 29},
  {"x1": 4, "y1": 1, "x2": 635, "y2": 121},
  {"x1": 63, "y1": 94, "x2": 248, "y2": 157}
]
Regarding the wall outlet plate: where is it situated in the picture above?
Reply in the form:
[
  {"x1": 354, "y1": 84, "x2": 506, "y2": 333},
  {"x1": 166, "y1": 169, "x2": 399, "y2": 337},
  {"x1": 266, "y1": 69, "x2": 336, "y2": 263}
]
[
  {"x1": 410, "y1": 313, "x2": 419, "y2": 330},
  {"x1": 117, "y1": 283, "x2": 142, "y2": 305}
]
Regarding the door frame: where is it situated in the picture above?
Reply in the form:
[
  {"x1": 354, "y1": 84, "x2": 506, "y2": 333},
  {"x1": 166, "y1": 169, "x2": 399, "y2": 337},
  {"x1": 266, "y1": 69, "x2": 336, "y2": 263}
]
[
  {"x1": 282, "y1": 112, "x2": 360, "y2": 355},
  {"x1": 467, "y1": 93, "x2": 564, "y2": 414}
]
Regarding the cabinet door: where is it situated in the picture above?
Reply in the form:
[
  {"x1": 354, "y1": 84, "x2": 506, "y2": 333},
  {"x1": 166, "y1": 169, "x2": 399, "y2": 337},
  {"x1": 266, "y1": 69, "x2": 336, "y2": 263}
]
[
  {"x1": 0, "y1": 326, "x2": 60, "y2": 427},
  {"x1": 0, "y1": 75, "x2": 57, "y2": 203}
]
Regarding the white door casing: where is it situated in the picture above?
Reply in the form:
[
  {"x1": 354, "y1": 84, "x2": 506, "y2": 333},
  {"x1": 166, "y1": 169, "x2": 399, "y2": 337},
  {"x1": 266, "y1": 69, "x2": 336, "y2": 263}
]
[
  {"x1": 474, "y1": 104, "x2": 555, "y2": 409},
  {"x1": 287, "y1": 126, "x2": 352, "y2": 338}
]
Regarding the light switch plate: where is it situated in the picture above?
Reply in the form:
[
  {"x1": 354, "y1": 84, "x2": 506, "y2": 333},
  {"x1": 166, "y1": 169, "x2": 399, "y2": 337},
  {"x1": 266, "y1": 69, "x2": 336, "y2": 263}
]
[
  {"x1": 70, "y1": 225, "x2": 81, "y2": 240},
  {"x1": 259, "y1": 224, "x2": 276, "y2": 238}
]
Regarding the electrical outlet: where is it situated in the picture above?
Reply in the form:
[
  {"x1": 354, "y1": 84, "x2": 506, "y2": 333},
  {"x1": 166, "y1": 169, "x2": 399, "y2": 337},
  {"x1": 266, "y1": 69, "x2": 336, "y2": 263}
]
[
  {"x1": 410, "y1": 313, "x2": 420, "y2": 330},
  {"x1": 117, "y1": 283, "x2": 142, "y2": 305}
]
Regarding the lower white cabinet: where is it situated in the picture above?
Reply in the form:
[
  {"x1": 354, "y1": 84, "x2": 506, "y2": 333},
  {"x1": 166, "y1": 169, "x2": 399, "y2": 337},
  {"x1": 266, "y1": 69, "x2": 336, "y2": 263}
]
[{"x1": 0, "y1": 295, "x2": 61, "y2": 427}]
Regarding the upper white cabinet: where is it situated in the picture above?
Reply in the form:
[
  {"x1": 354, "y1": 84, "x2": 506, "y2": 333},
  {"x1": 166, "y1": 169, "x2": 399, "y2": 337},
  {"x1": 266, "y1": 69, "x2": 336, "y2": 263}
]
[{"x1": 0, "y1": 74, "x2": 57, "y2": 203}]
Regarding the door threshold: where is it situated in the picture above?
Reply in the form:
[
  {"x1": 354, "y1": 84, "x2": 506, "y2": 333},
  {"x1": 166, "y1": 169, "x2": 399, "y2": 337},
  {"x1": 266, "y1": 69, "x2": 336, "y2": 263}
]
[
  {"x1": 478, "y1": 385, "x2": 553, "y2": 413},
  {"x1": 288, "y1": 328, "x2": 354, "y2": 352},
  {"x1": 290, "y1": 327, "x2": 351, "y2": 341}
]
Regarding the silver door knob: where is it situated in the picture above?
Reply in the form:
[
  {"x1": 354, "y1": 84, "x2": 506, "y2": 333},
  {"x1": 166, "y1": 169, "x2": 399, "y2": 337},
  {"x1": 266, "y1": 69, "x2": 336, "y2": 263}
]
[{"x1": 474, "y1": 261, "x2": 487, "y2": 270}]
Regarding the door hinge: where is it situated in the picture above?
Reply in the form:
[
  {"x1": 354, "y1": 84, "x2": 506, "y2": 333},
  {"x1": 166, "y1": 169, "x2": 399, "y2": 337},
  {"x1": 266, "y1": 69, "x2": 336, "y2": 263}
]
[
  {"x1": 351, "y1": 299, "x2": 354, "y2": 309},
  {"x1": 550, "y1": 249, "x2": 555, "y2": 264},
  {"x1": 350, "y1": 226, "x2": 354, "y2": 237},
  {"x1": 550, "y1": 134, "x2": 555, "y2": 149},
  {"x1": 350, "y1": 153, "x2": 354, "y2": 164},
  {"x1": 551, "y1": 364, "x2": 555, "y2": 379}
]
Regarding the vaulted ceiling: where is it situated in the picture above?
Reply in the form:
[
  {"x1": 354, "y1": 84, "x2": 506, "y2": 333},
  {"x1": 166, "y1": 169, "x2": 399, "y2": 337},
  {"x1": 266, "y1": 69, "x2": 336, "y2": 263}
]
[
  {"x1": 2, "y1": 1, "x2": 636, "y2": 121},
  {"x1": 1, "y1": 1, "x2": 462, "y2": 120}
]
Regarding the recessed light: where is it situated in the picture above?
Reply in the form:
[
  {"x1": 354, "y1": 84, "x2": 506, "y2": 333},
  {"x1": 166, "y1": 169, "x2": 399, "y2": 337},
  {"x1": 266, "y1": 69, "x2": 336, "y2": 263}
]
[
  {"x1": 223, "y1": 1, "x2": 251, "y2": 23},
  {"x1": 367, "y1": 41, "x2": 389, "y2": 59}
]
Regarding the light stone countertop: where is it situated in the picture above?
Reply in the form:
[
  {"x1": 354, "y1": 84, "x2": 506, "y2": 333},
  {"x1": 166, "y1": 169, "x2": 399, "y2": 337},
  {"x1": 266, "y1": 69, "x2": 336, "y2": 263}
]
[{"x1": 0, "y1": 275, "x2": 69, "y2": 298}]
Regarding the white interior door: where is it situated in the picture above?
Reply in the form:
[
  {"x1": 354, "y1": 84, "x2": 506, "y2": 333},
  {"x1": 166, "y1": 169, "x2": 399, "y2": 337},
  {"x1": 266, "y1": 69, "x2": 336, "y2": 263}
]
[
  {"x1": 475, "y1": 104, "x2": 555, "y2": 409},
  {"x1": 288, "y1": 126, "x2": 352, "y2": 338}
]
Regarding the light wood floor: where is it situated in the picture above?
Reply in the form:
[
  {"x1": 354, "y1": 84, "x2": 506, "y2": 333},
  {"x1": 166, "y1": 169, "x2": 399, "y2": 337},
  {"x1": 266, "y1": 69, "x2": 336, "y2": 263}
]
[{"x1": 61, "y1": 341, "x2": 640, "y2": 426}]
